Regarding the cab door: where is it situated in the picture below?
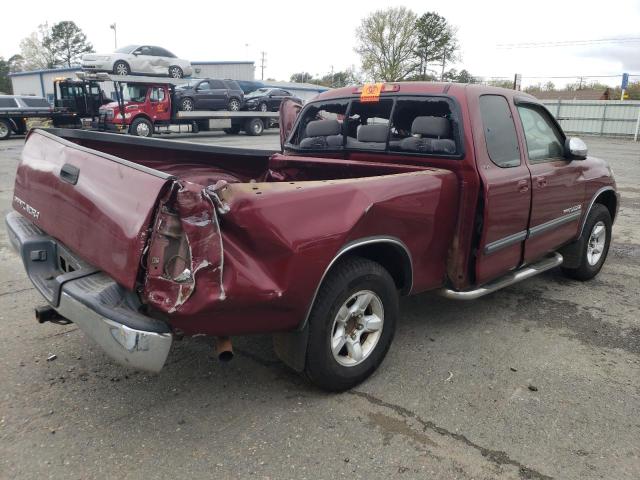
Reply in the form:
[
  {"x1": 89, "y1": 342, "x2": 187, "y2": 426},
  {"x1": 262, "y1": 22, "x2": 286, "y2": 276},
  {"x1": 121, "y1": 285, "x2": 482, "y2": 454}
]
[
  {"x1": 515, "y1": 102, "x2": 587, "y2": 263},
  {"x1": 130, "y1": 46, "x2": 154, "y2": 74},
  {"x1": 149, "y1": 86, "x2": 170, "y2": 121},
  {"x1": 472, "y1": 93, "x2": 532, "y2": 285}
]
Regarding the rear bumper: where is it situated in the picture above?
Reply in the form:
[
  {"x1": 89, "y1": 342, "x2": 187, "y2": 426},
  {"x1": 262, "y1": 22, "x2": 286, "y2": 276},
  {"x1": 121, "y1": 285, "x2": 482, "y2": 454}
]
[{"x1": 6, "y1": 211, "x2": 172, "y2": 372}]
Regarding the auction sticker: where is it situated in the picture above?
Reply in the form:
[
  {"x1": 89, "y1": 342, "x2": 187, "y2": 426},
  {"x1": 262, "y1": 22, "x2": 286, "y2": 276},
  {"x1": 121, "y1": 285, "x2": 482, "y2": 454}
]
[{"x1": 361, "y1": 83, "x2": 384, "y2": 103}]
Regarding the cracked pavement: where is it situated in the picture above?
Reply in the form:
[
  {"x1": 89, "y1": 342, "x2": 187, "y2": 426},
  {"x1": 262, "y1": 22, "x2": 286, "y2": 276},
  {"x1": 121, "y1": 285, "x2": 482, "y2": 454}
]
[{"x1": 0, "y1": 132, "x2": 638, "y2": 479}]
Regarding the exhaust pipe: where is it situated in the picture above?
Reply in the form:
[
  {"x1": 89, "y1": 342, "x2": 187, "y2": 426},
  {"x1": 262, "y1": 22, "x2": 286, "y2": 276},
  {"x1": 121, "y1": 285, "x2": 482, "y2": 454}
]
[
  {"x1": 214, "y1": 336, "x2": 234, "y2": 362},
  {"x1": 35, "y1": 305, "x2": 71, "y2": 325}
]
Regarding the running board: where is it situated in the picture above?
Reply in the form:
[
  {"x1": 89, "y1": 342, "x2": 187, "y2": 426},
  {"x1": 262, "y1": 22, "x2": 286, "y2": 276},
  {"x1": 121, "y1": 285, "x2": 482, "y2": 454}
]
[{"x1": 439, "y1": 252, "x2": 563, "y2": 301}]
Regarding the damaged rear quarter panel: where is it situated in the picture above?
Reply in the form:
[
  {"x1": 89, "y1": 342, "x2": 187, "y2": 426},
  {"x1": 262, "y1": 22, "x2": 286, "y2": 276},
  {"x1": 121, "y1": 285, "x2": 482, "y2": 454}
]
[{"x1": 146, "y1": 169, "x2": 458, "y2": 336}]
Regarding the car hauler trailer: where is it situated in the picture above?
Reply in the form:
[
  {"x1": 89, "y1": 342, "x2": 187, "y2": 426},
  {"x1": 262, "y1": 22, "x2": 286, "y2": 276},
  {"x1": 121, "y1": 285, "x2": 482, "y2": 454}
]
[{"x1": 78, "y1": 72, "x2": 279, "y2": 137}]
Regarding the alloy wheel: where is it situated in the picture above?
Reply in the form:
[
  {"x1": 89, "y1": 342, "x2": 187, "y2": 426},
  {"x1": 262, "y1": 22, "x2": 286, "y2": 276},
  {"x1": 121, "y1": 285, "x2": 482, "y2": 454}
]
[
  {"x1": 330, "y1": 290, "x2": 384, "y2": 367},
  {"x1": 587, "y1": 221, "x2": 606, "y2": 266}
]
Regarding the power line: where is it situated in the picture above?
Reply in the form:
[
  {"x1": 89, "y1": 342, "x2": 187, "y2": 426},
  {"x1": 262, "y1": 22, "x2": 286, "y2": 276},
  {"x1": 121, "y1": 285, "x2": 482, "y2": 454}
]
[{"x1": 497, "y1": 36, "x2": 640, "y2": 49}]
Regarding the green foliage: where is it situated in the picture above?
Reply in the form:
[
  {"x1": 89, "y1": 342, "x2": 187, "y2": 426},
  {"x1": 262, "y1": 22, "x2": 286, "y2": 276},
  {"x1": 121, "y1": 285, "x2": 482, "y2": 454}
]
[
  {"x1": 355, "y1": 7, "x2": 418, "y2": 81},
  {"x1": 0, "y1": 58, "x2": 12, "y2": 94},
  {"x1": 20, "y1": 23, "x2": 57, "y2": 70},
  {"x1": 48, "y1": 21, "x2": 94, "y2": 67},
  {"x1": 290, "y1": 72, "x2": 314, "y2": 83},
  {"x1": 443, "y1": 68, "x2": 476, "y2": 83},
  {"x1": 414, "y1": 12, "x2": 459, "y2": 79}
]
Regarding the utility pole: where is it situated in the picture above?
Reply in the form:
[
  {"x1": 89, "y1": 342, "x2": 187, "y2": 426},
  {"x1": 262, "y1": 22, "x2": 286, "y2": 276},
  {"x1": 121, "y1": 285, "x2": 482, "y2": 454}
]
[
  {"x1": 330, "y1": 65, "x2": 334, "y2": 87},
  {"x1": 110, "y1": 23, "x2": 117, "y2": 49},
  {"x1": 260, "y1": 51, "x2": 266, "y2": 80}
]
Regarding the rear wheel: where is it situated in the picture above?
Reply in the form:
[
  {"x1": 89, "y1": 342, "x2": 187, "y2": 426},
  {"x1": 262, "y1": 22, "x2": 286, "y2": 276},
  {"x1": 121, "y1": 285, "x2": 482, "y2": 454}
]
[
  {"x1": 228, "y1": 98, "x2": 241, "y2": 111},
  {"x1": 304, "y1": 257, "x2": 398, "y2": 392},
  {"x1": 169, "y1": 66, "x2": 184, "y2": 78},
  {"x1": 113, "y1": 61, "x2": 130, "y2": 76},
  {"x1": 129, "y1": 118, "x2": 153, "y2": 137},
  {"x1": 0, "y1": 119, "x2": 11, "y2": 140},
  {"x1": 259, "y1": 102, "x2": 268, "y2": 112},
  {"x1": 224, "y1": 126, "x2": 241, "y2": 135},
  {"x1": 561, "y1": 204, "x2": 612, "y2": 281},
  {"x1": 244, "y1": 118, "x2": 264, "y2": 136}
]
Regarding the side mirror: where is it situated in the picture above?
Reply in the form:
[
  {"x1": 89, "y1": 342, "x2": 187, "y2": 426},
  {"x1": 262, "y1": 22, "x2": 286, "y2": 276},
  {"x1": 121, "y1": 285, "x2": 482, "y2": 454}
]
[{"x1": 565, "y1": 137, "x2": 587, "y2": 160}]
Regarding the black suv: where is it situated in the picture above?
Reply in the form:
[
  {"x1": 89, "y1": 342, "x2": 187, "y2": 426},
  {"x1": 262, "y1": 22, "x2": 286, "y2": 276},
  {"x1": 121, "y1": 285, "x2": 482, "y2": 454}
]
[
  {"x1": 174, "y1": 79, "x2": 244, "y2": 111},
  {"x1": 243, "y1": 88, "x2": 302, "y2": 112}
]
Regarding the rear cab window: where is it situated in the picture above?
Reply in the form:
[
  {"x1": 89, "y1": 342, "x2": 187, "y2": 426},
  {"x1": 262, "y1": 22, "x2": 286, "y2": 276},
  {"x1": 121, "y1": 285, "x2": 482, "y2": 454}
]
[{"x1": 288, "y1": 95, "x2": 462, "y2": 157}]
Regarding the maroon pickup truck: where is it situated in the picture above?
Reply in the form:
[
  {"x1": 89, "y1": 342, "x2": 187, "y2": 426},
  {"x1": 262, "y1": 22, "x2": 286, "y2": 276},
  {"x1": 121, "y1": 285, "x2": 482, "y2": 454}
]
[{"x1": 6, "y1": 82, "x2": 618, "y2": 391}]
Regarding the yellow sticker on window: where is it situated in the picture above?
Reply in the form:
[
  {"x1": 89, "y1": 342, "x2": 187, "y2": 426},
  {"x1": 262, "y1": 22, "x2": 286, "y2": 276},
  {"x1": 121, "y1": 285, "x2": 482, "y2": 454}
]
[{"x1": 360, "y1": 83, "x2": 384, "y2": 103}]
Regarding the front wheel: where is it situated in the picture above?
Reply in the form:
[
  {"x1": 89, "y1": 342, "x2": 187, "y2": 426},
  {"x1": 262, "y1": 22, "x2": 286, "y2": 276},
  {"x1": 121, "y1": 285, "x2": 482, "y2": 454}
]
[
  {"x1": 228, "y1": 98, "x2": 241, "y2": 111},
  {"x1": 113, "y1": 61, "x2": 130, "y2": 76},
  {"x1": 561, "y1": 204, "x2": 612, "y2": 281},
  {"x1": 169, "y1": 66, "x2": 184, "y2": 78},
  {"x1": 259, "y1": 102, "x2": 268, "y2": 112},
  {"x1": 180, "y1": 98, "x2": 194, "y2": 111},
  {"x1": 304, "y1": 257, "x2": 398, "y2": 392},
  {"x1": 129, "y1": 118, "x2": 153, "y2": 137}
]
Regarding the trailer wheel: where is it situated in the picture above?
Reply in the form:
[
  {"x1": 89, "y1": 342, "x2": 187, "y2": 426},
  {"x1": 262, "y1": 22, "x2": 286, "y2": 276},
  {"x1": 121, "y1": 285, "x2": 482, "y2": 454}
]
[
  {"x1": 244, "y1": 118, "x2": 264, "y2": 136},
  {"x1": 129, "y1": 118, "x2": 153, "y2": 137},
  {"x1": 113, "y1": 61, "x2": 130, "y2": 76},
  {"x1": 0, "y1": 119, "x2": 11, "y2": 140}
]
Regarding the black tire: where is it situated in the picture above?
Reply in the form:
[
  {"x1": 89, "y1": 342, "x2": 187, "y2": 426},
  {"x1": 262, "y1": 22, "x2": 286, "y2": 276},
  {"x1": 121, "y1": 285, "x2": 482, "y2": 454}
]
[
  {"x1": 561, "y1": 204, "x2": 612, "y2": 281},
  {"x1": 0, "y1": 119, "x2": 11, "y2": 140},
  {"x1": 191, "y1": 121, "x2": 199, "y2": 134},
  {"x1": 304, "y1": 257, "x2": 398, "y2": 392},
  {"x1": 224, "y1": 126, "x2": 241, "y2": 135},
  {"x1": 129, "y1": 117, "x2": 153, "y2": 137},
  {"x1": 244, "y1": 118, "x2": 264, "y2": 136},
  {"x1": 228, "y1": 98, "x2": 241, "y2": 111},
  {"x1": 259, "y1": 102, "x2": 268, "y2": 112},
  {"x1": 169, "y1": 66, "x2": 184, "y2": 78},
  {"x1": 179, "y1": 97, "x2": 194, "y2": 111},
  {"x1": 113, "y1": 61, "x2": 130, "y2": 76}
]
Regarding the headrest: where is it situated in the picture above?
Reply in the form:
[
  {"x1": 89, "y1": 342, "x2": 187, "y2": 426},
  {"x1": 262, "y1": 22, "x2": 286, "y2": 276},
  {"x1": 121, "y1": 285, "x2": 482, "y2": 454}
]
[
  {"x1": 306, "y1": 119, "x2": 341, "y2": 137},
  {"x1": 411, "y1": 116, "x2": 451, "y2": 138},
  {"x1": 357, "y1": 124, "x2": 388, "y2": 143}
]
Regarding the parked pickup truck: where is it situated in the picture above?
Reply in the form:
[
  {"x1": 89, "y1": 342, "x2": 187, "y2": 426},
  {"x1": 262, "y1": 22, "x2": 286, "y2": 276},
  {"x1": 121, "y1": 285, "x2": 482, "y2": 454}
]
[{"x1": 6, "y1": 82, "x2": 619, "y2": 391}]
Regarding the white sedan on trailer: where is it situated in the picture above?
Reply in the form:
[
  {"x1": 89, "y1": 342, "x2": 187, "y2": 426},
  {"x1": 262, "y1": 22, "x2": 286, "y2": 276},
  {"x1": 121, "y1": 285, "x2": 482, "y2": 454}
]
[{"x1": 82, "y1": 45, "x2": 193, "y2": 78}]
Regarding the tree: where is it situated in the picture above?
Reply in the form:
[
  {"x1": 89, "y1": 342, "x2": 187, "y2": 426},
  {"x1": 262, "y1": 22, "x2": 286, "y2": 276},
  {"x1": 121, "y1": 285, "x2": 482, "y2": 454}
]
[
  {"x1": 319, "y1": 68, "x2": 363, "y2": 88},
  {"x1": 414, "y1": 12, "x2": 458, "y2": 80},
  {"x1": 0, "y1": 58, "x2": 12, "y2": 94},
  {"x1": 443, "y1": 68, "x2": 476, "y2": 84},
  {"x1": 48, "y1": 21, "x2": 93, "y2": 67},
  {"x1": 355, "y1": 7, "x2": 418, "y2": 81},
  {"x1": 290, "y1": 72, "x2": 313, "y2": 83},
  {"x1": 19, "y1": 23, "x2": 57, "y2": 70},
  {"x1": 8, "y1": 54, "x2": 25, "y2": 73}
]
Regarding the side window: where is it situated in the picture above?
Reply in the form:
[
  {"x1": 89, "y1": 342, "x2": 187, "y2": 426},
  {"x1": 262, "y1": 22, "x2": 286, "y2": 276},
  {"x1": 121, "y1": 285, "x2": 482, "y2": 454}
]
[
  {"x1": 479, "y1": 95, "x2": 520, "y2": 167},
  {"x1": 150, "y1": 87, "x2": 165, "y2": 102},
  {"x1": 344, "y1": 99, "x2": 393, "y2": 150},
  {"x1": 389, "y1": 98, "x2": 458, "y2": 155},
  {"x1": 517, "y1": 104, "x2": 565, "y2": 163},
  {"x1": 136, "y1": 46, "x2": 152, "y2": 55},
  {"x1": 209, "y1": 80, "x2": 225, "y2": 89},
  {"x1": 197, "y1": 81, "x2": 210, "y2": 90}
]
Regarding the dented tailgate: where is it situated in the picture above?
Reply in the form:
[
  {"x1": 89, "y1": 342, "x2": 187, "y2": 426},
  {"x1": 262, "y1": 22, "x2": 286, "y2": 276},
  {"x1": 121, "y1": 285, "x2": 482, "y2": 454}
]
[{"x1": 12, "y1": 129, "x2": 173, "y2": 290}]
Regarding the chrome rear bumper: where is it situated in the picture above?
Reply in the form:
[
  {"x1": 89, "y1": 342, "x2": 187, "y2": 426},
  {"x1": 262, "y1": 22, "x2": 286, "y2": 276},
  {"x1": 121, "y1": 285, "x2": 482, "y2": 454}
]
[{"x1": 6, "y1": 211, "x2": 172, "y2": 372}]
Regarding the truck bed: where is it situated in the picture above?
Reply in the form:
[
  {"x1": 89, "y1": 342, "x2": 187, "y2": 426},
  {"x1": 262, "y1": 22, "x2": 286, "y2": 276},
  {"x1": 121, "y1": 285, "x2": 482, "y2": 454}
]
[{"x1": 12, "y1": 128, "x2": 459, "y2": 336}]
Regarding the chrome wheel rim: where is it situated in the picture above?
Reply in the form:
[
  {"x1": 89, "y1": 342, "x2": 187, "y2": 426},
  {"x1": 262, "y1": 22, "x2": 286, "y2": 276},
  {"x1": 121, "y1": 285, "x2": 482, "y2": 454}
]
[
  {"x1": 229, "y1": 100, "x2": 240, "y2": 111},
  {"x1": 0, "y1": 123, "x2": 8, "y2": 138},
  {"x1": 136, "y1": 122, "x2": 150, "y2": 137},
  {"x1": 170, "y1": 67, "x2": 182, "y2": 78},
  {"x1": 587, "y1": 221, "x2": 606, "y2": 266},
  {"x1": 182, "y1": 99, "x2": 193, "y2": 111},
  {"x1": 260, "y1": 103, "x2": 268, "y2": 112},
  {"x1": 253, "y1": 122, "x2": 262, "y2": 134},
  {"x1": 115, "y1": 63, "x2": 128, "y2": 75},
  {"x1": 330, "y1": 290, "x2": 384, "y2": 367}
]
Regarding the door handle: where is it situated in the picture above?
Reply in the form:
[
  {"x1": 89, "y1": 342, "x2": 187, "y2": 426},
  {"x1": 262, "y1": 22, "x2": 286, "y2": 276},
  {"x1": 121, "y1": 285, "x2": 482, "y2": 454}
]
[
  {"x1": 536, "y1": 176, "x2": 547, "y2": 187},
  {"x1": 517, "y1": 179, "x2": 529, "y2": 193},
  {"x1": 60, "y1": 163, "x2": 79, "y2": 185}
]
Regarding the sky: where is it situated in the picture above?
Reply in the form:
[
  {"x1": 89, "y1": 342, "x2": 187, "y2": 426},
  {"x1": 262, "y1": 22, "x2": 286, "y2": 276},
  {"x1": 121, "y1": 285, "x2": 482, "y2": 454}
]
[{"x1": 2, "y1": 0, "x2": 639, "y2": 88}]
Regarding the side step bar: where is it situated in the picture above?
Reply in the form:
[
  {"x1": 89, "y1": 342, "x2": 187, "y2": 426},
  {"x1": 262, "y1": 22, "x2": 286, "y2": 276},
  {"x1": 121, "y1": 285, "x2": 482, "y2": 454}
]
[{"x1": 439, "y1": 252, "x2": 563, "y2": 301}]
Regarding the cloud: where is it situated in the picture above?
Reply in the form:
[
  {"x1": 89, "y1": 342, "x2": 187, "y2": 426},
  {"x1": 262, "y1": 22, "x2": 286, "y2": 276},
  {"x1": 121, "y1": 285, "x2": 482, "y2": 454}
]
[{"x1": 577, "y1": 44, "x2": 640, "y2": 72}]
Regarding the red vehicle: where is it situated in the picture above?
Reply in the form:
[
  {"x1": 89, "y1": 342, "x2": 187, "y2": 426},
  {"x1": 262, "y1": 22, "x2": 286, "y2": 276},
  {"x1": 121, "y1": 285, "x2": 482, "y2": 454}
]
[
  {"x1": 7, "y1": 82, "x2": 618, "y2": 391},
  {"x1": 95, "y1": 75, "x2": 276, "y2": 137}
]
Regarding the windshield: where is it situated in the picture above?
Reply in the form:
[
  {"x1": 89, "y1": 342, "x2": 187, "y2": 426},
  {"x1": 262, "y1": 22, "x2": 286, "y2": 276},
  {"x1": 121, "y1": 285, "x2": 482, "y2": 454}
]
[
  {"x1": 122, "y1": 85, "x2": 148, "y2": 103},
  {"x1": 246, "y1": 88, "x2": 271, "y2": 98},
  {"x1": 115, "y1": 45, "x2": 137, "y2": 54}
]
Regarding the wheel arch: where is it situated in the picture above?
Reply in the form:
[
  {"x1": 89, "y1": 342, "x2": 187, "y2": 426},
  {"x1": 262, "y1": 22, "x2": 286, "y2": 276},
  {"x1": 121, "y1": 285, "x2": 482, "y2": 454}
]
[{"x1": 579, "y1": 186, "x2": 618, "y2": 237}]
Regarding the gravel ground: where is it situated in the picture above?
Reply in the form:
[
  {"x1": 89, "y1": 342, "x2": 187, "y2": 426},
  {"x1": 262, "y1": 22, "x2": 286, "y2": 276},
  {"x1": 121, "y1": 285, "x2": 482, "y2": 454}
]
[{"x1": 0, "y1": 131, "x2": 638, "y2": 480}]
